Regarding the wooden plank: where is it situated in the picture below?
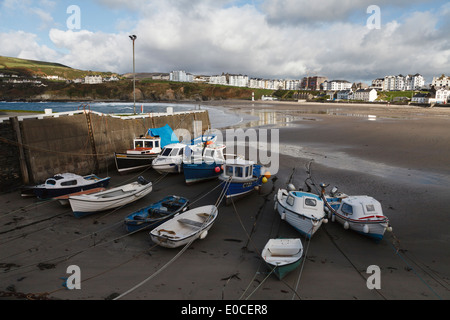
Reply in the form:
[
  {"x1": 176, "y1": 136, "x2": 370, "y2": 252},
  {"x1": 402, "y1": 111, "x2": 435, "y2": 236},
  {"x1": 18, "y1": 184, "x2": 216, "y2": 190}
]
[{"x1": 178, "y1": 218, "x2": 204, "y2": 228}]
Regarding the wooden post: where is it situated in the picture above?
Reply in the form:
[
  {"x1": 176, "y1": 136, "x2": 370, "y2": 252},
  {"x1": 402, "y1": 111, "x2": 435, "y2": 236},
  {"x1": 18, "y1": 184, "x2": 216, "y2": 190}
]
[{"x1": 11, "y1": 117, "x2": 30, "y2": 185}]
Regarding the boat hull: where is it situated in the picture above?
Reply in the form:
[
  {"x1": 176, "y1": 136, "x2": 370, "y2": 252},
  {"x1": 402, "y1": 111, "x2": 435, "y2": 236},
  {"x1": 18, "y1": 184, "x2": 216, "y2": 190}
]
[
  {"x1": 69, "y1": 181, "x2": 153, "y2": 218},
  {"x1": 262, "y1": 239, "x2": 303, "y2": 280},
  {"x1": 183, "y1": 162, "x2": 223, "y2": 184},
  {"x1": 333, "y1": 214, "x2": 388, "y2": 241},
  {"x1": 115, "y1": 152, "x2": 157, "y2": 174},
  {"x1": 221, "y1": 177, "x2": 263, "y2": 205},
  {"x1": 33, "y1": 177, "x2": 111, "y2": 199},
  {"x1": 152, "y1": 163, "x2": 182, "y2": 174}
]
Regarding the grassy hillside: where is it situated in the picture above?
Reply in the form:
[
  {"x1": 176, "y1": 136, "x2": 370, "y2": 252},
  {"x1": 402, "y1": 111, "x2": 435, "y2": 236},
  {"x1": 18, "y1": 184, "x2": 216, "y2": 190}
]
[{"x1": 0, "y1": 56, "x2": 115, "y2": 79}]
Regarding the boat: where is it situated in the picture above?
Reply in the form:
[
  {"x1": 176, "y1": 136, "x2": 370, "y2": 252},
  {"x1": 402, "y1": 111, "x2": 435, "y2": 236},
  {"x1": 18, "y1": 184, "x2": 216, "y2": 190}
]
[
  {"x1": 54, "y1": 187, "x2": 106, "y2": 206},
  {"x1": 261, "y1": 238, "x2": 304, "y2": 280},
  {"x1": 274, "y1": 184, "x2": 328, "y2": 239},
  {"x1": 152, "y1": 143, "x2": 187, "y2": 174},
  {"x1": 150, "y1": 205, "x2": 218, "y2": 248},
  {"x1": 182, "y1": 144, "x2": 240, "y2": 185},
  {"x1": 124, "y1": 195, "x2": 190, "y2": 233},
  {"x1": 26, "y1": 173, "x2": 111, "y2": 200},
  {"x1": 219, "y1": 159, "x2": 270, "y2": 205},
  {"x1": 68, "y1": 176, "x2": 153, "y2": 218},
  {"x1": 114, "y1": 124, "x2": 179, "y2": 174},
  {"x1": 320, "y1": 185, "x2": 392, "y2": 242}
]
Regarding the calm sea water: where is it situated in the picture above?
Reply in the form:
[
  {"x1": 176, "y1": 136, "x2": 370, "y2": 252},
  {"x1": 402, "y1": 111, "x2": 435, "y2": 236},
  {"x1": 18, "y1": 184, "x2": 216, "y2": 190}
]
[{"x1": 0, "y1": 101, "x2": 248, "y2": 129}]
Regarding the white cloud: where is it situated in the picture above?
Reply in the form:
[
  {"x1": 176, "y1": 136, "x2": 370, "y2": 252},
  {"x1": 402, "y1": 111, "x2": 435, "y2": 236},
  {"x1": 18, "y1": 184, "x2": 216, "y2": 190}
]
[{"x1": 0, "y1": 31, "x2": 59, "y2": 61}]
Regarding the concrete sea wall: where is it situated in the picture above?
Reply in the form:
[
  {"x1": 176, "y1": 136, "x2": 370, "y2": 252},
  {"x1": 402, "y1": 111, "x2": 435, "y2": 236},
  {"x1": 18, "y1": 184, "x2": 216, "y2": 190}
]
[{"x1": 0, "y1": 109, "x2": 210, "y2": 191}]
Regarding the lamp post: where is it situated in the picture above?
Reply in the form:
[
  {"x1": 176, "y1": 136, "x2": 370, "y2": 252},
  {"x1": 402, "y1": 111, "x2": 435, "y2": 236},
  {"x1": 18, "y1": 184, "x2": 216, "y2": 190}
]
[{"x1": 129, "y1": 35, "x2": 137, "y2": 114}]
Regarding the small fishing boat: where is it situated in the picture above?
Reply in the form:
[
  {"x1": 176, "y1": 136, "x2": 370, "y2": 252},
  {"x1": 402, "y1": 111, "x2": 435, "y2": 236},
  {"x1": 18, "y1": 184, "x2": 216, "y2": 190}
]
[
  {"x1": 219, "y1": 159, "x2": 270, "y2": 205},
  {"x1": 114, "y1": 124, "x2": 179, "y2": 174},
  {"x1": 321, "y1": 185, "x2": 392, "y2": 242},
  {"x1": 25, "y1": 173, "x2": 111, "y2": 200},
  {"x1": 150, "y1": 205, "x2": 218, "y2": 248},
  {"x1": 274, "y1": 184, "x2": 328, "y2": 239},
  {"x1": 124, "y1": 195, "x2": 190, "y2": 233},
  {"x1": 69, "y1": 176, "x2": 153, "y2": 218},
  {"x1": 152, "y1": 143, "x2": 187, "y2": 174},
  {"x1": 114, "y1": 136, "x2": 162, "y2": 174},
  {"x1": 54, "y1": 187, "x2": 106, "y2": 206},
  {"x1": 262, "y1": 238, "x2": 304, "y2": 280}
]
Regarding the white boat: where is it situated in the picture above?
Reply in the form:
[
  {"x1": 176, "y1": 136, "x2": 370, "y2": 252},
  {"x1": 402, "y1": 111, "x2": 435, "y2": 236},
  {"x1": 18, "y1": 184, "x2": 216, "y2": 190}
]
[
  {"x1": 150, "y1": 205, "x2": 218, "y2": 248},
  {"x1": 152, "y1": 143, "x2": 187, "y2": 174},
  {"x1": 274, "y1": 185, "x2": 328, "y2": 239},
  {"x1": 262, "y1": 238, "x2": 304, "y2": 280},
  {"x1": 69, "y1": 176, "x2": 153, "y2": 218},
  {"x1": 322, "y1": 185, "x2": 391, "y2": 241},
  {"x1": 114, "y1": 136, "x2": 162, "y2": 174}
]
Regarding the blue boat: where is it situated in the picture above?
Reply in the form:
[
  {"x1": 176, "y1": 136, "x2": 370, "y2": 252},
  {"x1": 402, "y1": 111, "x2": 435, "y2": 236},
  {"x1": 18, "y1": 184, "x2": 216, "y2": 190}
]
[
  {"x1": 219, "y1": 159, "x2": 267, "y2": 205},
  {"x1": 182, "y1": 144, "x2": 228, "y2": 185},
  {"x1": 124, "y1": 195, "x2": 190, "y2": 233}
]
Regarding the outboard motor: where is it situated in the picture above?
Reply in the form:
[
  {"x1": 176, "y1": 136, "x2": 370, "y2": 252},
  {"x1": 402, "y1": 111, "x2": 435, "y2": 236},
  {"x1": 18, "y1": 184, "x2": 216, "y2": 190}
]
[{"x1": 138, "y1": 176, "x2": 151, "y2": 185}]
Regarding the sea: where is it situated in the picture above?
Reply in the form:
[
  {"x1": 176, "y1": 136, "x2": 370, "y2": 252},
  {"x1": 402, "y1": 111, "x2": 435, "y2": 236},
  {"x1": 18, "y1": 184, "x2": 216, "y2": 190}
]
[{"x1": 0, "y1": 101, "x2": 254, "y2": 129}]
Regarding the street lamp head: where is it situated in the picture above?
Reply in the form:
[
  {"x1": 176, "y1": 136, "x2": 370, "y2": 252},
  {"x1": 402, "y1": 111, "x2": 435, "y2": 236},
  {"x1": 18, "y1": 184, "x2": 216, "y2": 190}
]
[{"x1": 129, "y1": 35, "x2": 137, "y2": 41}]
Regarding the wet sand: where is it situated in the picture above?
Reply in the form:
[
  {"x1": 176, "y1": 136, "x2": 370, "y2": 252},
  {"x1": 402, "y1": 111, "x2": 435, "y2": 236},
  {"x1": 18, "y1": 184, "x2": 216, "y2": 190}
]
[{"x1": 0, "y1": 101, "x2": 449, "y2": 302}]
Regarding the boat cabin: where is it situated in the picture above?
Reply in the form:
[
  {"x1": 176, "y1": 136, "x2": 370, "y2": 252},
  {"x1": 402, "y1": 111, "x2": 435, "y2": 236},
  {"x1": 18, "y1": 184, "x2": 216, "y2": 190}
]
[
  {"x1": 43, "y1": 173, "x2": 96, "y2": 188},
  {"x1": 184, "y1": 144, "x2": 226, "y2": 164},
  {"x1": 222, "y1": 160, "x2": 257, "y2": 181},
  {"x1": 337, "y1": 196, "x2": 384, "y2": 218},
  {"x1": 159, "y1": 144, "x2": 185, "y2": 158},
  {"x1": 128, "y1": 136, "x2": 161, "y2": 155},
  {"x1": 286, "y1": 191, "x2": 324, "y2": 216}
]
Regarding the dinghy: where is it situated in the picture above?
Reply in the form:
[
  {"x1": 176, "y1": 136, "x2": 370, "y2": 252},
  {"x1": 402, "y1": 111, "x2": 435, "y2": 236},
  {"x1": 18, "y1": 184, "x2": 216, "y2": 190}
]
[
  {"x1": 274, "y1": 185, "x2": 328, "y2": 239},
  {"x1": 150, "y1": 205, "x2": 218, "y2": 248},
  {"x1": 124, "y1": 195, "x2": 190, "y2": 233},
  {"x1": 69, "y1": 176, "x2": 153, "y2": 218},
  {"x1": 262, "y1": 238, "x2": 304, "y2": 280}
]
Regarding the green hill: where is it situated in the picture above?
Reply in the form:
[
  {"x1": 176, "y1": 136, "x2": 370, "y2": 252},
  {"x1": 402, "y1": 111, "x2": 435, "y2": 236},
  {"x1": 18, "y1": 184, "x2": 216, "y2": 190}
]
[{"x1": 0, "y1": 56, "x2": 116, "y2": 80}]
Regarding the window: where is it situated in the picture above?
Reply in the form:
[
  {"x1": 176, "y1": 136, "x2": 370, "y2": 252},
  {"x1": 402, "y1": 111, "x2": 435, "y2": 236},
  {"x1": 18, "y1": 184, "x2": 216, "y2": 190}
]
[
  {"x1": 342, "y1": 203, "x2": 353, "y2": 215},
  {"x1": 46, "y1": 179, "x2": 56, "y2": 185},
  {"x1": 145, "y1": 141, "x2": 153, "y2": 148},
  {"x1": 245, "y1": 166, "x2": 250, "y2": 177},
  {"x1": 61, "y1": 180, "x2": 77, "y2": 186},
  {"x1": 155, "y1": 141, "x2": 160, "y2": 148},
  {"x1": 235, "y1": 166, "x2": 243, "y2": 178},
  {"x1": 287, "y1": 195, "x2": 295, "y2": 206},
  {"x1": 366, "y1": 204, "x2": 375, "y2": 212},
  {"x1": 305, "y1": 198, "x2": 317, "y2": 207},
  {"x1": 170, "y1": 148, "x2": 180, "y2": 156},
  {"x1": 134, "y1": 141, "x2": 143, "y2": 148},
  {"x1": 162, "y1": 148, "x2": 172, "y2": 156},
  {"x1": 226, "y1": 166, "x2": 234, "y2": 177}
]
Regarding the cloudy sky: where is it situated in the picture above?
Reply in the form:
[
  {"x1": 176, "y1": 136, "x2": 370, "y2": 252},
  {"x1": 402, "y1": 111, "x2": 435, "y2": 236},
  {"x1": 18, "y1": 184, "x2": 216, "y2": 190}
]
[{"x1": 0, "y1": 0, "x2": 449, "y2": 83}]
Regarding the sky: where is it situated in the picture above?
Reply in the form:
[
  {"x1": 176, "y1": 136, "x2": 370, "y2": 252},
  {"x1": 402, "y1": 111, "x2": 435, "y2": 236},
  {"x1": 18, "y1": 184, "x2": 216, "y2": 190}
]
[{"x1": 0, "y1": 0, "x2": 449, "y2": 84}]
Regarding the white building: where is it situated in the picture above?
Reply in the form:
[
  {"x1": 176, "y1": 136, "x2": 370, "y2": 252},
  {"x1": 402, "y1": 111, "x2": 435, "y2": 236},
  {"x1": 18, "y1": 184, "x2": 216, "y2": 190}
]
[
  {"x1": 381, "y1": 74, "x2": 424, "y2": 91},
  {"x1": 85, "y1": 75, "x2": 103, "y2": 84},
  {"x1": 432, "y1": 75, "x2": 450, "y2": 89},
  {"x1": 371, "y1": 78, "x2": 384, "y2": 90},
  {"x1": 336, "y1": 89, "x2": 353, "y2": 100},
  {"x1": 228, "y1": 74, "x2": 249, "y2": 87},
  {"x1": 434, "y1": 89, "x2": 450, "y2": 104},
  {"x1": 353, "y1": 89, "x2": 378, "y2": 102},
  {"x1": 412, "y1": 93, "x2": 431, "y2": 104},
  {"x1": 323, "y1": 80, "x2": 352, "y2": 91},
  {"x1": 170, "y1": 70, "x2": 193, "y2": 82},
  {"x1": 209, "y1": 75, "x2": 227, "y2": 85}
]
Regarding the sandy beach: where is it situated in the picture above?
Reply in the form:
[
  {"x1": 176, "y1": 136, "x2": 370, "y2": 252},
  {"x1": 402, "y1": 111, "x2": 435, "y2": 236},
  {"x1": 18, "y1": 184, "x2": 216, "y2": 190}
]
[{"x1": 0, "y1": 100, "x2": 449, "y2": 303}]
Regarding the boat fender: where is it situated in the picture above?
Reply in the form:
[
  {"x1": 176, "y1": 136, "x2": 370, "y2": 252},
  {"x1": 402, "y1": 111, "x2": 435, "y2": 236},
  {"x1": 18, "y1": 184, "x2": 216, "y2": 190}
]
[
  {"x1": 281, "y1": 211, "x2": 286, "y2": 220},
  {"x1": 323, "y1": 218, "x2": 328, "y2": 224},
  {"x1": 344, "y1": 221, "x2": 350, "y2": 230},
  {"x1": 331, "y1": 214, "x2": 336, "y2": 223},
  {"x1": 200, "y1": 230, "x2": 208, "y2": 240},
  {"x1": 363, "y1": 224, "x2": 369, "y2": 234},
  {"x1": 288, "y1": 184, "x2": 296, "y2": 192},
  {"x1": 387, "y1": 226, "x2": 393, "y2": 232}
]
